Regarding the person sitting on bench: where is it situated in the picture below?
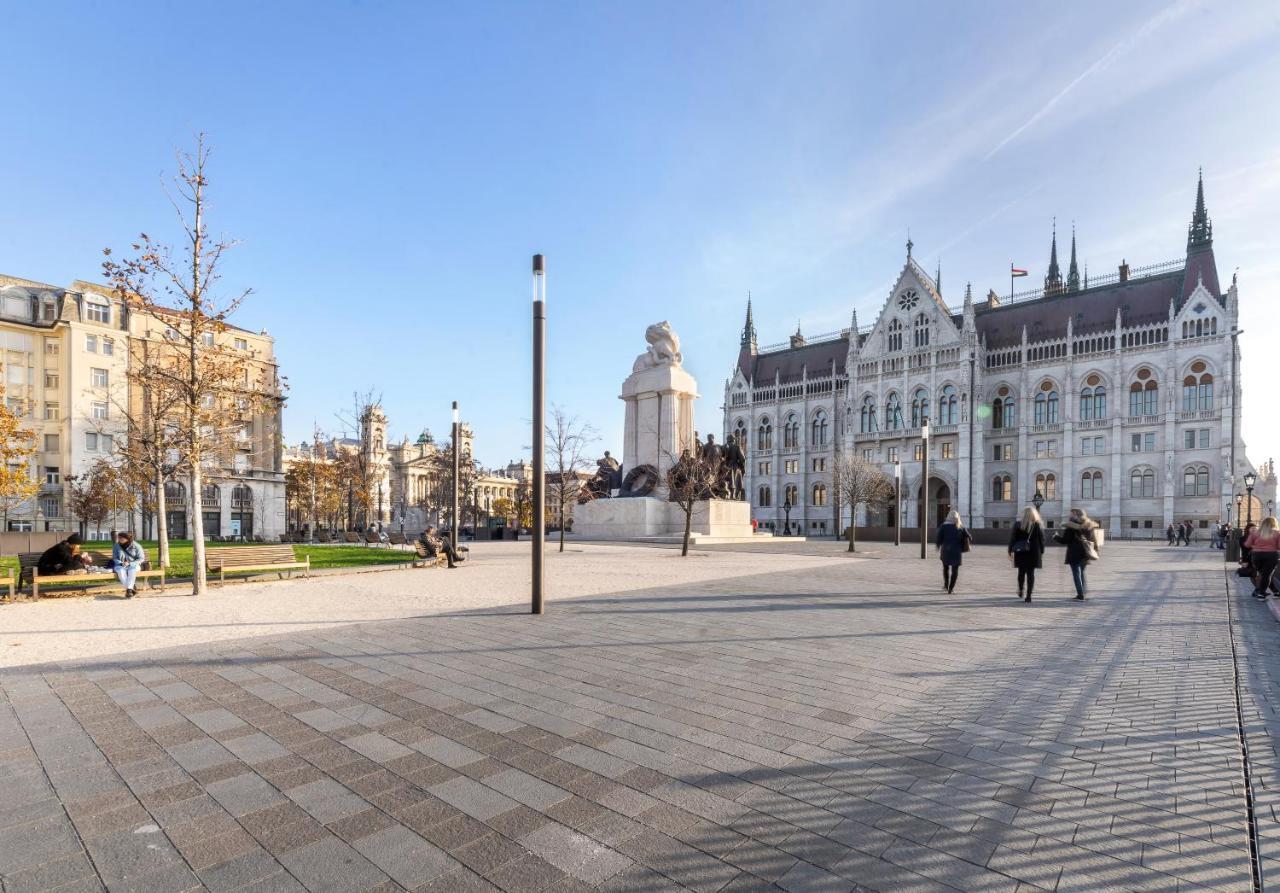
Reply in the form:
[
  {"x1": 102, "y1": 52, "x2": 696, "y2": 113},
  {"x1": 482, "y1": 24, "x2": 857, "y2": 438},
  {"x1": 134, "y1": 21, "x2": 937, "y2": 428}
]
[
  {"x1": 37, "y1": 533, "x2": 91, "y2": 576},
  {"x1": 112, "y1": 531, "x2": 147, "y2": 599},
  {"x1": 419, "y1": 527, "x2": 462, "y2": 568}
]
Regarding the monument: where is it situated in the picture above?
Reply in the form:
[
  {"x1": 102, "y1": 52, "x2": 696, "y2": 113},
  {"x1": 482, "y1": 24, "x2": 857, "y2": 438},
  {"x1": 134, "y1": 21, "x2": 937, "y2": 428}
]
[{"x1": 573, "y1": 321, "x2": 756, "y2": 542}]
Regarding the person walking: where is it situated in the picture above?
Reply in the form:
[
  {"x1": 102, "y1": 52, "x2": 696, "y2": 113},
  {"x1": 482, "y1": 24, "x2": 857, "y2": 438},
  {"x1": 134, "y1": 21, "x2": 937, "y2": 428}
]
[
  {"x1": 935, "y1": 510, "x2": 972, "y2": 594},
  {"x1": 1175, "y1": 521, "x2": 1188, "y2": 546},
  {"x1": 112, "y1": 532, "x2": 146, "y2": 599},
  {"x1": 1055, "y1": 508, "x2": 1100, "y2": 600},
  {"x1": 1008, "y1": 505, "x2": 1045, "y2": 602},
  {"x1": 1244, "y1": 517, "x2": 1280, "y2": 599},
  {"x1": 1166, "y1": 523, "x2": 1176, "y2": 546}
]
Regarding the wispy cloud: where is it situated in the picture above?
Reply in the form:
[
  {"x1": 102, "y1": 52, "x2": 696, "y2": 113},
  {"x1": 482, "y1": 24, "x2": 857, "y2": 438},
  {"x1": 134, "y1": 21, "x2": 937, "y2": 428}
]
[{"x1": 985, "y1": 0, "x2": 1200, "y2": 160}]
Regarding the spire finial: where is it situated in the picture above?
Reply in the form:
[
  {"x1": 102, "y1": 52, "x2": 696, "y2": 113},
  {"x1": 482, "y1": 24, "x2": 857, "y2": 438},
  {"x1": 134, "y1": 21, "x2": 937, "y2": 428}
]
[
  {"x1": 1066, "y1": 222, "x2": 1081, "y2": 292},
  {"x1": 935, "y1": 259, "x2": 942, "y2": 296},
  {"x1": 906, "y1": 228, "x2": 913, "y2": 259},
  {"x1": 1188, "y1": 167, "x2": 1212, "y2": 251},
  {"x1": 1044, "y1": 217, "x2": 1063, "y2": 294},
  {"x1": 740, "y1": 292, "x2": 757, "y2": 350}
]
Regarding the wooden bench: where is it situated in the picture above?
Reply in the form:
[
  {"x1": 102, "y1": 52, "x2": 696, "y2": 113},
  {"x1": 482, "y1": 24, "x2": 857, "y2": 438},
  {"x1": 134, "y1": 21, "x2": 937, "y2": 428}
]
[
  {"x1": 364, "y1": 530, "x2": 388, "y2": 547},
  {"x1": 0, "y1": 568, "x2": 16, "y2": 602},
  {"x1": 412, "y1": 542, "x2": 447, "y2": 569},
  {"x1": 388, "y1": 532, "x2": 407, "y2": 547},
  {"x1": 343, "y1": 532, "x2": 361, "y2": 544},
  {"x1": 20, "y1": 550, "x2": 165, "y2": 600},
  {"x1": 206, "y1": 545, "x2": 310, "y2": 585}
]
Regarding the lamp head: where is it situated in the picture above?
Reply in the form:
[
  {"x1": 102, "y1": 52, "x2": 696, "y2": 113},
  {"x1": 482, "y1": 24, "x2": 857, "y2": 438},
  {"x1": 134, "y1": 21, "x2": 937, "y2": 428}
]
[
  {"x1": 452, "y1": 401, "x2": 459, "y2": 425},
  {"x1": 1244, "y1": 471, "x2": 1257, "y2": 489}
]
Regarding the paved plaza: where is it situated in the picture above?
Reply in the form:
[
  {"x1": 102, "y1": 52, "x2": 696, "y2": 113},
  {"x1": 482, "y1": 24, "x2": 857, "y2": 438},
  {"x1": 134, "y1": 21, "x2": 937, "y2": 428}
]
[{"x1": 0, "y1": 540, "x2": 1274, "y2": 892}]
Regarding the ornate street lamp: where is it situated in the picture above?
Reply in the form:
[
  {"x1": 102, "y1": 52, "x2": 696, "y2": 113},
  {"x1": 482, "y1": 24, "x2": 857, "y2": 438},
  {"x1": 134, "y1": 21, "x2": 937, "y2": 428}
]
[
  {"x1": 782, "y1": 499, "x2": 792, "y2": 536},
  {"x1": 1235, "y1": 492, "x2": 1244, "y2": 530},
  {"x1": 1245, "y1": 471, "x2": 1257, "y2": 527}
]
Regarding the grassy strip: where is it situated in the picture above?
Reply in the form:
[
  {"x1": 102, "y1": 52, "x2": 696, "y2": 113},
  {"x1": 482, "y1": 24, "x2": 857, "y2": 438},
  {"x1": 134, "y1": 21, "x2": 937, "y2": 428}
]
[{"x1": 0, "y1": 540, "x2": 413, "y2": 581}]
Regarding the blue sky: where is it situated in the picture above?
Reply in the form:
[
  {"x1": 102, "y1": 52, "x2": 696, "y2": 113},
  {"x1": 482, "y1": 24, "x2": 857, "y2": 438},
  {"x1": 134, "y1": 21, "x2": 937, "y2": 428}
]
[{"x1": 3, "y1": 0, "x2": 1278, "y2": 470}]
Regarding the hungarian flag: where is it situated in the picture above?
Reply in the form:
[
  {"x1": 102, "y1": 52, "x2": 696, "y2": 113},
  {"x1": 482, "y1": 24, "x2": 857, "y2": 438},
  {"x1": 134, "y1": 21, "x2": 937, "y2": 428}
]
[{"x1": 1011, "y1": 266, "x2": 1028, "y2": 277}]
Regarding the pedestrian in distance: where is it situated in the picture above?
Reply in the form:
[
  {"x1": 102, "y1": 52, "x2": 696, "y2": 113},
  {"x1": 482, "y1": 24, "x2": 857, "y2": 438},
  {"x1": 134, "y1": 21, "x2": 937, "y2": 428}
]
[
  {"x1": 1008, "y1": 505, "x2": 1045, "y2": 602},
  {"x1": 935, "y1": 510, "x2": 972, "y2": 594},
  {"x1": 1166, "y1": 523, "x2": 1176, "y2": 546},
  {"x1": 112, "y1": 531, "x2": 146, "y2": 599},
  {"x1": 1244, "y1": 516, "x2": 1280, "y2": 600},
  {"x1": 1176, "y1": 521, "x2": 1188, "y2": 546},
  {"x1": 1055, "y1": 508, "x2": 1100, "y2": 600}
]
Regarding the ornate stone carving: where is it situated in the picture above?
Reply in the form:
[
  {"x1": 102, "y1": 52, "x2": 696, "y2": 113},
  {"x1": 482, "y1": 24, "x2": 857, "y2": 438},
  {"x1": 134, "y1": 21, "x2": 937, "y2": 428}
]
[{"x1": 632, "y1": 321, "x2": 683, "y2": 372}]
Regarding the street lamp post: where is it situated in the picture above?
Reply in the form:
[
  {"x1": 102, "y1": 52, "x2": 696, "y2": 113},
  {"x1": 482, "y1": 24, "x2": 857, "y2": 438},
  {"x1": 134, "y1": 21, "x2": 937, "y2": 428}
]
[
  {"x1": 1245, "y1": 471, "x2": 1257, "y2": 527},
  {"x1": 894, "y1": 459, "x2": 901, "y2": 547},
  {"x1": 1032, "y1": 490, "x2": 1045, "y2": 513},
  {"x1": 531, "y1": 254, "x2": 546, "y2": 615},
  {"x1": 782, "y1": 500, "x2": 792, "y2": 536},
  {"x1": 451, "y1": 402, "x2": 460, "y2": 552},
  {"x1": 919, "y1": 422, "x2": 929, "y2": 559},
  {"x1": 1235, "y1": 493, "x2": 1244, "y2": 530}
]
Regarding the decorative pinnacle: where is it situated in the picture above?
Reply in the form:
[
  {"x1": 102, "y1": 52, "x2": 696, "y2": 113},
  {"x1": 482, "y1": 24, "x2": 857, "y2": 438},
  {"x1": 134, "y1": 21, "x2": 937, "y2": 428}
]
[{"x1": 1188, "y1": 167, "x2": 1213, "y2": 250}]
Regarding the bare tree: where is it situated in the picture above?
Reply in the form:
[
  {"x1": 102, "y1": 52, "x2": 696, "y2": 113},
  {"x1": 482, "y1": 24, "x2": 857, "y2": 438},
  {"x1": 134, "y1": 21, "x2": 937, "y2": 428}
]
[
  {"x1": 67, "y1": 460, "x2": 134, "y2": 540},
  {"x1": 545, "y1": 406, "x2": 597, "y2": 552},
  {"x1": 103, "y1": 135, "x2": 275, "y2": 595},
  {"x1": 832, "y1": 453, "x2": 895, "y2": 552},
  {"x1": 335, "y1": 390, "x2": 384, "y2": 530},
  {"x1": 663, "y1": 448, "x2": 720, "y2": 557}
]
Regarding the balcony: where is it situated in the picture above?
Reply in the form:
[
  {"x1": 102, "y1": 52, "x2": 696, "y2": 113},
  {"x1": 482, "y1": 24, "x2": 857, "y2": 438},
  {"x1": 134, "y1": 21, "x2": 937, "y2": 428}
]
[
  {"x1": 1078, "y1": 418, "x2": 1110, "y2": 430},
  {"x1": 1032, "y1": 423, "x2": 1063, "y2": 434}
]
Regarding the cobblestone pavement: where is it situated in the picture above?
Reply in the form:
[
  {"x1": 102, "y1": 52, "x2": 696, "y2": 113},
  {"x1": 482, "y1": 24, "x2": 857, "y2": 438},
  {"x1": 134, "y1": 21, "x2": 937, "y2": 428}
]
[{"x1": 0, "y1": 541, "x2": 1269, "y2": 892}]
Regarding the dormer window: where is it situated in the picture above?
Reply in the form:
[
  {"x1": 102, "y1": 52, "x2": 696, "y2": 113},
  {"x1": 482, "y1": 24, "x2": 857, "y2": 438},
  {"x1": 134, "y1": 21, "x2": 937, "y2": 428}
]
[{"x1": 85, "y1": 298, "x2": 110, "y2": 324}]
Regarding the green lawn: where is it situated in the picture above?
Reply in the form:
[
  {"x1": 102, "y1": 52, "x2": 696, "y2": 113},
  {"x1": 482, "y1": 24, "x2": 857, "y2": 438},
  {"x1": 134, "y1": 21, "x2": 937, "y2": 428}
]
[{"x1": 0, "y1": 540, "x2": 413, "y2": 579}]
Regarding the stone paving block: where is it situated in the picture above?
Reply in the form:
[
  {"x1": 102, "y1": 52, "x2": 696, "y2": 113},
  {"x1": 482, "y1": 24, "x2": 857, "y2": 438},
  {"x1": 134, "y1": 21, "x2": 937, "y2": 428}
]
[
  {"x1": 342, "y1": 730, "x2": 414, "y2": 764},
  {"x1": 350, "y1": 823, "x2": 458, "y2": 888},
  {"x1": 277, "y1": 836, "x2": 390, "y2": 892},
  {"x1": 205, "y1": 771, "x2": 287, "y2": 817},
  {"x1": 521, "y1": 821, "x2": 633, "y2": 884},
  {"x1": 430, "y1": 775, "x2": 522, "y2": 822},
  {"x1": 484, "y1": 768, "x2": 573, "y2": 811}
]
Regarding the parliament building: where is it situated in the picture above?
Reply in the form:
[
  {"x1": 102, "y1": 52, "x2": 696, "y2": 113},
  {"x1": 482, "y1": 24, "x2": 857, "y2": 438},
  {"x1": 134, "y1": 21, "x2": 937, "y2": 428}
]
[{"x1": 723, "y1": 174, "x2": 1272, "y2": 536}]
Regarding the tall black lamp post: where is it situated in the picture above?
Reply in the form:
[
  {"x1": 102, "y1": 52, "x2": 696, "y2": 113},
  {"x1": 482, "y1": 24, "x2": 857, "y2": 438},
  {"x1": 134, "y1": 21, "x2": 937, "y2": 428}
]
[
  {"x1": 1245, "y1": 471, "x2": 1256, "y2": 527},
  {"x1": 919, "y1": 422, "x2": 929, "y2": 559},
  {"x1": 531, "y1": 254, "x2": 546, "y2": 614},
  {"x1": 1235, "y1": 493, "x2": 1244, "y2": 530},
  {"x1": 451, "y1": 402, "x2": 460, "y2": 551},
  {"x1": 782, "y1": 500, "x2": 792, "y2": 536}
]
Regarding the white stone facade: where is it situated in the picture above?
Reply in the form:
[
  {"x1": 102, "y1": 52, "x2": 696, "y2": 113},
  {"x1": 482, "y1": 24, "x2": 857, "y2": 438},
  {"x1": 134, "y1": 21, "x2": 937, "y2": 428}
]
[{"x1": 723, "y1": 178, "x2": 1271, "y2": 538}]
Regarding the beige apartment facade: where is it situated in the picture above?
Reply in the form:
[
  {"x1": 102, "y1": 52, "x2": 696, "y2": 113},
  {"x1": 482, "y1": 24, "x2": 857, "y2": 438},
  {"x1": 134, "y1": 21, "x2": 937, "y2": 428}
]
[{"x1": 0, "y1": 272, "x2": 286, "y2": 538}]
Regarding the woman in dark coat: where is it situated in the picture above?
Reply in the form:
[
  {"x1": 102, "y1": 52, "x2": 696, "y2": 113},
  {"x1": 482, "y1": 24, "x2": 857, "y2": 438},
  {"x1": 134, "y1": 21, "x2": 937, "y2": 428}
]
[
  {"x1": 935, "y1": 510, "x2": 972, "y2": 594},
  {"x1": 1008, "y1": 506, "x2": 1045, "y2": 602},
  {"x1": 1054, "y1": 508, "x2": 1100, "y2": 599}
]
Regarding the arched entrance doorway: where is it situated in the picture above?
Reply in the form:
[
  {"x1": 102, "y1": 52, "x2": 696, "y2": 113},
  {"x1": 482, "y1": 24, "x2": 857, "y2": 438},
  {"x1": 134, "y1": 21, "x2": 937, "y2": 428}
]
[{"x1": 915, "y1": 479, "x2": 951, "y2": 528}]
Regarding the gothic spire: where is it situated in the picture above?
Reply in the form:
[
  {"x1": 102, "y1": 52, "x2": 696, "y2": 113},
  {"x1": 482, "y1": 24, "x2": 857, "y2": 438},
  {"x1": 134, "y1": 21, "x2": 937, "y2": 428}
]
[
  {"x1": 1044, "y1": 218, "x2": 1063, "y2": 294},
  {"x1": 1066, "y1": 224, "x2": 1081, "y2": 292},
  {"x1": 1187, "y1": 167, "x2": 1213, "y2": 252},
  {"x1": 740, "y1": 292, "x2": 757, "y2": 350},
  {"x1": 935, "y1": 260, "x2": 942, "y2": 297}
]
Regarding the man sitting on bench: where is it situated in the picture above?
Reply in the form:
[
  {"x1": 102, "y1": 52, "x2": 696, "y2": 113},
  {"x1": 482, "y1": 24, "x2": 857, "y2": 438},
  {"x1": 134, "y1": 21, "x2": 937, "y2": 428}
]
[
  {"x1": 419, "y1": 527, "x2": 462, "y2": 568},
  {"x1": 37, "y1": 533, "x2": 91, "y2": 576}
]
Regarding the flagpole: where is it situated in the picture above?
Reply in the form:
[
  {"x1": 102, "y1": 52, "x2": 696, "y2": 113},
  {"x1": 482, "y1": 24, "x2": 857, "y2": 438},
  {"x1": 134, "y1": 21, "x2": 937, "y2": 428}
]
[{"x1": 1010, "y1": 263, "x2": 1014, "y2": 302}]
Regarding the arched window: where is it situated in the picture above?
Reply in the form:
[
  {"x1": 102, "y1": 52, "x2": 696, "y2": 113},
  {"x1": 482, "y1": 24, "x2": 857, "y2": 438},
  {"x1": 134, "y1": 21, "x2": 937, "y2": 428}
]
[
  {"x1": 164, "y1": 481, "x2": 186, "y2": 502},
  {"x1": 888, "y1": 319, "x2": 903, "y2": 352},
  {"x1": 885, "y1": 393, "x2": 903, "y2": 431},
  {"x1": 734, "y1": 418, "x2": 747, "y2": 448},
  {"x1": 810, "y1": 410, "x2": 828, "y2": 446},
  {"x1": 859, "y1": 396, "x2": 878, "y2": 433},
  {"x1": 1130, "y1": 468, "x2": 1156, "y2": 498},
  {"x1": 1129, "y1": 370, "x2": 1159, "y2": 417},
  {"x1": 992, "y1": 474, "x2": 1012, "y2": 502},
  {"x1": 992, "y1": 389, "x2": 1015, "y2": 429},
  {"x1": 1035, "y1": 473, "x2": 1057, "y2": 501},
  {"x1": 202, "y1": 483, "x2": 221, "y2": 506},
  {"x1": 1034, "y1": 392, "x2": 1051, "y2": 425},
  {"x1": 812, "y1": 484, "x2": 827, "y2": 507},
  {"x1": 1183, "y1": 465, "x2": 1210, "y2": 497},
  {"x1": 232, "y1": 485, "x2": 252, "y2": 507},
  {"x1": 783, "y1": 413, "x2": 800, "y2": 449},
  {"x1": 783, "y1": 484, "x2": 798, "y2": 507},
  {"x1": 758, "y1": 485, "x2": 771, "y2": 507},
  {"x1": 1183, "y1": 369, "x2": 1214, "y2": 412},
  {"x1": 913, "y1": 313, "x2": 930, "y2": 348},
  {"x1": 937, "y1": 385, "x2": 958, "y2": 426},
  {"x1": 1080, "y1": 470, "x2": 1103, "y2": 499},
  {"x1": 757, "y1": 417, "x2": 772, "y2": 451},
  {"x1": 1080, "y1": 381, "x2": 1107, "y2": 421},
  {"x1": 911, "y1": 387, "x2": 929, "y2": 428}
]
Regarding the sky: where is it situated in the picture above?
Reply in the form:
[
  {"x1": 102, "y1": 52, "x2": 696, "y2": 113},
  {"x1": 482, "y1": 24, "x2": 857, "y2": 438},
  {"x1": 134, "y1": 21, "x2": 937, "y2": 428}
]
[{"x1": 2, "y1": 0, "x2": 1279, "y2": 471}]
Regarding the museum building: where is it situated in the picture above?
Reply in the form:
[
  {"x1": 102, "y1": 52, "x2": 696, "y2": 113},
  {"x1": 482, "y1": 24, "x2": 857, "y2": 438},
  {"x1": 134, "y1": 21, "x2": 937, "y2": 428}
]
[{"x1": 723, "y1": 174, "x2": 1271, "y2": 536}]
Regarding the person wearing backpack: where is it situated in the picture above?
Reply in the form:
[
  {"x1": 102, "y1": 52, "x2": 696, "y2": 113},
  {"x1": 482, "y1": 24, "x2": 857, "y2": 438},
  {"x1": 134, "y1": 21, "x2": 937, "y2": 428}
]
[
  {"x1": 1055, "y1": 508, "x2": 1100, "y2": 600},
  {"x1": 1008, "y1": 505, "x2": 1045, "y2": 602}
]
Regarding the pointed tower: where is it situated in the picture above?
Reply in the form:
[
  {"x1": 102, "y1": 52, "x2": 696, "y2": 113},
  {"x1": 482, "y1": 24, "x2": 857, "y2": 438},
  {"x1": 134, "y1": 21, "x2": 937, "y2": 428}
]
[
  {"x1": 1044, "y1": 219, "x2": 1064, "y2": 295},
  {"x1": 1066, "y1": 224, "x2": 1081, "y2": 292},
  {"x1": 847, "y1": 308, "x2": 861, "y2": 362},
  {"x1": 962, "y1": 282, "x2": 975, "y2": 335},
  {"x1": 1182, "y1": 169, "x2": 1221, "y2": 304},
  {"x1": 935, "y1": 260, "x2": 942, "y2": 298},
  {"x1": 736, "y1": 293, "x2": 757, "y2": 379},
  {"x1": 1188, "y1": 168, "x2": 1213, "y2": 253}
]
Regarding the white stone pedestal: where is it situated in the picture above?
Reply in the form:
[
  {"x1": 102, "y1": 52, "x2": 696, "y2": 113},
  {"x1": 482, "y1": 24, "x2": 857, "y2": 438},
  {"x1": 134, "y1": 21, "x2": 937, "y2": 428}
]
[
  {"x1": 574, "y1": 497, "x2": 754, "y2": 543},
  {"x1": 621, "y1": 363, "x2": 698, "y2": 492}
]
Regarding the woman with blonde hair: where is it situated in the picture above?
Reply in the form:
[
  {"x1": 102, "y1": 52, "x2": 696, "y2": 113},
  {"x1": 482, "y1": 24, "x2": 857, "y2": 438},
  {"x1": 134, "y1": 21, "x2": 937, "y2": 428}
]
[
  {"x1": 935, "y1": 509, "x2": 972, "y2": 594},
  {"x1": 1244, "y1": 516, "x2": 1280, "y2": 599},
  {"x1": 1008, "y1": 505, "x2": 1045, "y2": 602},
  {"x1": 1054, "y1": 507, "x2": 1100, "y2": 600}
]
